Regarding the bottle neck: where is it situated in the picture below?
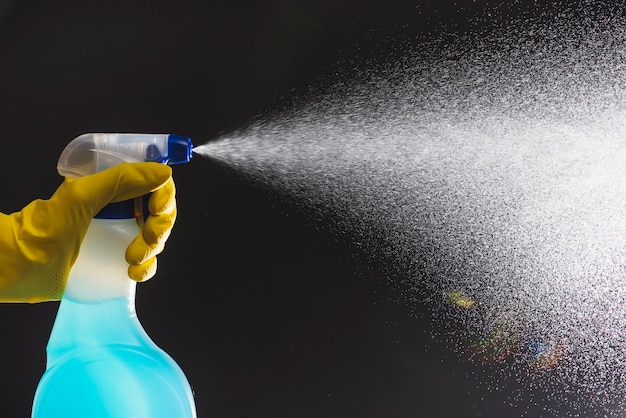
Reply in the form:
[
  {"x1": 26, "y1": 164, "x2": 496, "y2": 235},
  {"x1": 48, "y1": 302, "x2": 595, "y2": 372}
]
[
  {"x1": 46, "y1": 219, "x2": 149, "y2": 365},
  {"x1": 63, "y1": 218, "x2": 138, "y2": 303}
]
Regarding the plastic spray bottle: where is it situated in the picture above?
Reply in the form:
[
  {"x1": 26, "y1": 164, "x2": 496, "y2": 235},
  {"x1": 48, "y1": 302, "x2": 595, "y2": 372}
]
[{"x1": 31, "y1": 134, "x2": 197, "y2": 418}]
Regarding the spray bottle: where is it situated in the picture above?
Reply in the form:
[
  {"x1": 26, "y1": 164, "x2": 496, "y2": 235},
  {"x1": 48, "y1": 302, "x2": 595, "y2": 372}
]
[{"x1": 31, "y1": 133, "x2": 197, "y2": 418}]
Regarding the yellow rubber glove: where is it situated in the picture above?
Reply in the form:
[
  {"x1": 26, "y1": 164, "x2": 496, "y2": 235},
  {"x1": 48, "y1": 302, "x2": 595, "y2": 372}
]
[{"x1": 0, "y1": 162, "x2": 176, "y2": 303}]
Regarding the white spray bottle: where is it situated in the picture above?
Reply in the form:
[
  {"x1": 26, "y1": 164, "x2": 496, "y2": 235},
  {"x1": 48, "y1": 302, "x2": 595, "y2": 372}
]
[{"x1": 31, "y1": 133, "x2": 197, "y2": 418}]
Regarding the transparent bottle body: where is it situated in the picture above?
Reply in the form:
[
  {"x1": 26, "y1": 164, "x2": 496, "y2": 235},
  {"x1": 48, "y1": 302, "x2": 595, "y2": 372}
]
[{"x1": 31, "y1": 219, "x2": 196, "y2": 418}]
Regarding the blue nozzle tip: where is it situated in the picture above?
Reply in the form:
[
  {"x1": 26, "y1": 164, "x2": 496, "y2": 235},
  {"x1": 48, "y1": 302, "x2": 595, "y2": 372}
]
[{"x1": 167, "y1": 134, "x2": 193, "y2": 164}]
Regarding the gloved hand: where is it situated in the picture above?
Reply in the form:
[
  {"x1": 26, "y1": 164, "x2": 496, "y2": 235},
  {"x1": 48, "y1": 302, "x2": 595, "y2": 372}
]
[{"x1": 0, "y1": 162, "x2": 176, "y2": 303}]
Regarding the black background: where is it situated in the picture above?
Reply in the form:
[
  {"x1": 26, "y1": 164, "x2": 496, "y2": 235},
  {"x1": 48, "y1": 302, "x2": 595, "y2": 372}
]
[{"x1": 0, "y1": 1, "x2": 578, "y2": 417}]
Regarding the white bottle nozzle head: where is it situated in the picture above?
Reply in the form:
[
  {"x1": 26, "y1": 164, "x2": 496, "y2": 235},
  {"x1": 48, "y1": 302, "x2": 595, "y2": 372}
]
[{"x1": 57, "y1": 133, "x2": 193, "y2": 178}]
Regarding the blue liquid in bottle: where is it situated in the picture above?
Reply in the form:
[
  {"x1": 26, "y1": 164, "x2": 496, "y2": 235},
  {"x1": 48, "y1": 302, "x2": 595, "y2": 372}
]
[{"x1": 32, "y1": 219, "x2": 197, "y2": 418}]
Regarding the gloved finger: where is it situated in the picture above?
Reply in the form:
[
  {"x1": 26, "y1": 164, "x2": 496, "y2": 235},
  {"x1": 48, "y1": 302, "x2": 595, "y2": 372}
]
[
  {"x1": 125, "y1": 179, "x2": 176, "y2": 265},
  {"x1": 149, "y1": 177, "x2": 176, "y2": 216},
  {"x1": 61, "y1": 162, "x2": 172, "y2": 217},
  {"x1": 143, "y1": 178, "x2": 177, "y2": 245},
  {"x1": 128, "y1": 257, "x2": 157, "y2": 282},
  {"x1": 125, "y1": 213, "x2": 175, "y2": 265}
]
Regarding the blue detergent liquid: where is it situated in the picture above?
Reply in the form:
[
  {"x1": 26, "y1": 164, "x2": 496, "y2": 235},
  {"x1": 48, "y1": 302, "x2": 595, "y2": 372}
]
[{"x1": 32, "y1": 296, "x2": 196, "y2": 418}]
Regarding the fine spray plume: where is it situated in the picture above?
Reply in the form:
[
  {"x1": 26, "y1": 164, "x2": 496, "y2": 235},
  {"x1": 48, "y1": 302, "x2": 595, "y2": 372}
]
[
  {"x1": 193, "y1": 2, "x2": 626, "y2": 416},
  {"x1": 32, "y1": 133, "x2": 196, "y2": 417}
]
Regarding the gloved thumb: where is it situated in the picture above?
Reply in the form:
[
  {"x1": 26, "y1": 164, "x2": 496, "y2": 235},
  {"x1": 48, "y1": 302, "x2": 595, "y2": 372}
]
[{"x1": 60, "y1": 162, "x2": 173, "y2": 218}]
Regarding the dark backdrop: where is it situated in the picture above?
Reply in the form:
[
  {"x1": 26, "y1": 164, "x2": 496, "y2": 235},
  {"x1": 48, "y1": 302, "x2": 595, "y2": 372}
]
[{"x1": 0, "y1": 1, "x2": 572, "y2": 417}]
